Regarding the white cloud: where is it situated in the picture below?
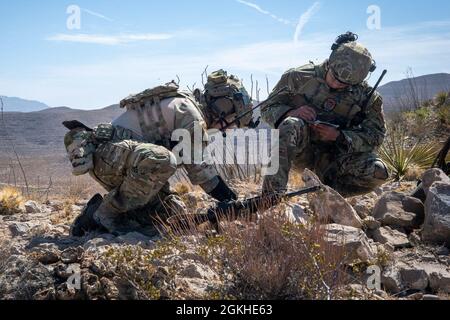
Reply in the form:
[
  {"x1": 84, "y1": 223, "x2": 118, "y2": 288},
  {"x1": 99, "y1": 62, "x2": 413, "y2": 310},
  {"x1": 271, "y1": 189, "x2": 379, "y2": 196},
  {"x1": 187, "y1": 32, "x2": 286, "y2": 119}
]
[
  {"x1": 82, "y1": 8, "x2": 114, "y2": 22},
  {"x1": 294, "y1": 2, "x2": 321, "y2": 45},
  {"x1": 46, "y1": 33, "x2": 174, "y2": 45},
  {"x1": 235, "y1": 0, "x2": 293, "y2": 25}
]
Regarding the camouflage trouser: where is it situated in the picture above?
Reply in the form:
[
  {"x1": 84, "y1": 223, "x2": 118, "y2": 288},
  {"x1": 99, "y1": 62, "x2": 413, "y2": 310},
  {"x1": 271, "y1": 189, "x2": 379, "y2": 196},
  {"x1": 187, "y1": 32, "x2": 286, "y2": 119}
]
[
  {"x1": 263, "y1": 117, "x2": 389, "y2": 197},
  {"x1": 90, "y1": 140, "x2": 185, "y2": 219}
]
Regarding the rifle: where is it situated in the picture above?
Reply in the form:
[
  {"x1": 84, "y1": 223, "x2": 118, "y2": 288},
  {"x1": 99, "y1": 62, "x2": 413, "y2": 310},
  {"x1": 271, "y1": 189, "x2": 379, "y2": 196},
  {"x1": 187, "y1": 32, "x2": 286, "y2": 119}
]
[
  {"x1": 218, "y1": 86, "x2": 292, "y2": 132},
  {"x1": 167, "y1": 185, "x2": 322, "y2": 231}
]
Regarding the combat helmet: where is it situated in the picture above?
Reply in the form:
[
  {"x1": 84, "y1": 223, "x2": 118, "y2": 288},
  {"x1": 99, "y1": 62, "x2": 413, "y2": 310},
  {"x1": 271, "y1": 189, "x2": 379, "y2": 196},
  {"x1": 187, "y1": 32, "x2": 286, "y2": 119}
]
[
  {"x1": 329, "y1": 32, "x2": 376, "y2": 85},
  {"x1": 202, "y1": 69, "x2": 253, "y2": 129}
]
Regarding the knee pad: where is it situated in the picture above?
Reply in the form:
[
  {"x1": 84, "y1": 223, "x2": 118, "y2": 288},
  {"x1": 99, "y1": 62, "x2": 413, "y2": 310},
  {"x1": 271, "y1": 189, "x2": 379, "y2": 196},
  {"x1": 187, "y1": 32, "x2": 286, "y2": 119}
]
[
  {"x1": 136, "y1": 147, "x2": 177, "y2": 180},
  {"x1": 279, "y1": 117, "x2": 307, "y2": 146}
]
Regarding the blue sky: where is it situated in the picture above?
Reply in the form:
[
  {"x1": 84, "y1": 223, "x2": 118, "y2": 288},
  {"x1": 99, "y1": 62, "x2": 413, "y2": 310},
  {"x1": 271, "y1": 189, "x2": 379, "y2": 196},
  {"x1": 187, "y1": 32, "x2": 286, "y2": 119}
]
[{"x1": 1, "y1": 0, "x2": 450, "y2": 109}]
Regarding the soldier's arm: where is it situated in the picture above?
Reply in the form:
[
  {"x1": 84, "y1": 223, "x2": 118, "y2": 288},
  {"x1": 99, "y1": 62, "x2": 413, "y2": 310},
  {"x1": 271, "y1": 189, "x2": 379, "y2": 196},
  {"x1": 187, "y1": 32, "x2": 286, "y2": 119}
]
[
  {"x1": 337, "y1": 93, "x2": 386, "y2": 153},
  {"x1": 261, "y1": 69, "x2": 309, "y2": 128},
  {"x1": 174, "y1": 100, "x2": 236, "y2": 201}
]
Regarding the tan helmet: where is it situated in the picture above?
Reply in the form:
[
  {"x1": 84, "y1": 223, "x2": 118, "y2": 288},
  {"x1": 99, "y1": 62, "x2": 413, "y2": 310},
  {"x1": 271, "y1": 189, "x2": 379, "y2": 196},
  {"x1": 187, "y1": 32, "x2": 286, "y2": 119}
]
[
  {"x1": 203, "y1": 69, "x2": 253, "y2": 128},
  {"x1": 329, "y1": 32, "x2": 375, "y2": 85}
]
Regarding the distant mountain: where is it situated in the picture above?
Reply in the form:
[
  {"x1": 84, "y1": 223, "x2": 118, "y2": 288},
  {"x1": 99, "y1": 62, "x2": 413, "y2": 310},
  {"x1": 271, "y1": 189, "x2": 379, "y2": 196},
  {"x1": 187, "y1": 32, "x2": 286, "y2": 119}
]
[
  {"x1": 0, "y1": 96, "x2": 49, "y2": 113},
  {"x1": 378, "y1": 73, "x2": 450, "y2": 112},
  {"x1": 0, "y1": 104, "x2": 123, "y2": 156}
]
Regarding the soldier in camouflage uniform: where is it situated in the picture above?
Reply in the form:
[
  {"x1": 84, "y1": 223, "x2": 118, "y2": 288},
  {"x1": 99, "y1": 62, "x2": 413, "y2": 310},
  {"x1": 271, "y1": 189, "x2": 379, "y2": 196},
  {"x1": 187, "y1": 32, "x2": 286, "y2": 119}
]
[
  {"x1": 262, "y1": 32, "x2": 389, "y2": 197},
  {"x1": 64, "y1": 70, "x2": 253, "y2": 235}
]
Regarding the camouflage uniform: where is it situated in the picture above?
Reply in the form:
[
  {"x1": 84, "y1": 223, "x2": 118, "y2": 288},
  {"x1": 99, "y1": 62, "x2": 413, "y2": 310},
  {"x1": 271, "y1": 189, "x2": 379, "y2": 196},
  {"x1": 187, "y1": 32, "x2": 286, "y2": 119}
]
[
  {"x1": 64, "y1": 71, "x2": 253, "y2": 234},
  {"x1": 262, "y1": 54, "x2": 388, "y2": 197}
]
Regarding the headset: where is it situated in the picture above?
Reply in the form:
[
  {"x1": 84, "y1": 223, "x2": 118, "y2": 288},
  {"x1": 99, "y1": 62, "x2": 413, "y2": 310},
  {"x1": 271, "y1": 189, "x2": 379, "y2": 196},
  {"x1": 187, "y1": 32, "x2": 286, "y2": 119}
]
[{"x1": 331, "y1": 31, "x2": 377, "y2": 73}]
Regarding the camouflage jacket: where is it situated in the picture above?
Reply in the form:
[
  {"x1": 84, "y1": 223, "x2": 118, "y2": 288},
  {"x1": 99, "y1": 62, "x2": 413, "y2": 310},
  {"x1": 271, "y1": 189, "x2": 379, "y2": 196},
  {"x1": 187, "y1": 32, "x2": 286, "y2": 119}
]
[
  {"x1": 261, "y1": 61, "x2": 386, "y2": 154},
  {"x1": 116, "y1": 89, "x2": 220, "y2": 192}
]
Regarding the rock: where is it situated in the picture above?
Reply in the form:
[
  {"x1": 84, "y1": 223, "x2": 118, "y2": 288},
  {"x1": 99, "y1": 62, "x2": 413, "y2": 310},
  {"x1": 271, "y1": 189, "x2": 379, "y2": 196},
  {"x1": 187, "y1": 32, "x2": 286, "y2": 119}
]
[
  {"x1": 115, "y1": 232, "x2": 156, "y2": 248},
  {"x1": 349, "y1": 194, "x2": 377, "y2": 219},
  {"x1": 179, "y1": 263, "x2": 218, "y2": 281},
  {"x1": 373, "y1": 192, "x2": 424, "y2": 230},
  {"x1": 24, "y1": 201, "x2": 40, "y2": 214},
  {"x1": 46, "y1": 200, "x2": 64, "y2": 212},
  {"x1": 408, "y1": 231, "x2": 422, "y2": 247},
  {"x1": 400, "y1": 268, "x2": 429, "y2": 291},
  {"x1": 422, "y1": 294, "x2": 440, "y2": 300},
  {"x1": 100, "y1": 277, "x2": 120, "y2": 300},
  {"x1": 426, "y1": 265, "x2": 450, "y2": 294},
  {"x1": 407, "y1": 292, "x2": 423, "y2": 300},
  {"x1": 363, "y1": 217, "x2": 381, "y2": 230},
  {"x1": 0, "y1": 255, "x2": 55, "y2": 299},
  {"x1": 422, "y1": 182, "x2": 450, "y2": 246},
  {"x1": 285, "y1": 204, "x2": 310, "y2": 225},
  {"x1": 370, "y1": 227, "x2": 411, "y2": 249},
  {"x1": 303, "y1": 169, "x2": 363, "y2": 228},
  {"x1": 81, "y1": 273, "x2": 103, "y2": 300},
  {"x1": 8, "y1": 222, "x2": 30, "y2": 237},
  {"x1": 61, "y1": 247, "x2": 84, "y2": 264},
  {"x1": 322, "y1": 224, "x2": 376, "y2": 263},
  {"x1": 30, "y1": 244, "x2": 61, "y2": 265},
  {"x1": 382, "y1": 266, "x2": 402, "y2": 294},
  {"x1": 421, "y1": 169, "x2": 450, "y2": 196}
]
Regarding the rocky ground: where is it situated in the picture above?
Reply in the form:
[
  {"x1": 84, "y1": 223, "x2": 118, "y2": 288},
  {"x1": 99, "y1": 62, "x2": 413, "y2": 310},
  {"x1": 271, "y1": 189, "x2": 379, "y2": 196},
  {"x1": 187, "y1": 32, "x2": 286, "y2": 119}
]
[{"x1": 0, "y1": 169, "x2": 449, "y2": 300}]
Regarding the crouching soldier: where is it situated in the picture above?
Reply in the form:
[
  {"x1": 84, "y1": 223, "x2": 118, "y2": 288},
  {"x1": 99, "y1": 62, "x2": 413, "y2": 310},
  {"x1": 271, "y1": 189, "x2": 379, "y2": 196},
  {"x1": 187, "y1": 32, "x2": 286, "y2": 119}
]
[
  {"x1": 64, "y1": 70, "x2": 253, "y2": 236},
  {"x1": 261, "y1": 32, "x2": 389, "y2": 197}
]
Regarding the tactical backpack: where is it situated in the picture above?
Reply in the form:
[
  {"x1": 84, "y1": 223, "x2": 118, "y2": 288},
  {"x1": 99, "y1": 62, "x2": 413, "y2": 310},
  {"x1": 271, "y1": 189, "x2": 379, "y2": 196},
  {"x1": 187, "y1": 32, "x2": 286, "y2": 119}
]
[
  {"x1": 120, "y1": 81, "x2": 198, "y2": 148},
  {"x1": 204, "y1": 70, "x2": 253, "y2": 128}
]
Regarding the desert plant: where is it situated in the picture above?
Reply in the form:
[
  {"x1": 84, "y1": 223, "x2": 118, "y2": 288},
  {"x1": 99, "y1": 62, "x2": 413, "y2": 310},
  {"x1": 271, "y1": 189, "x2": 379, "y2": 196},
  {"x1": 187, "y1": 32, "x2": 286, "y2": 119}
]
[
  {"x1": 0, "y1": 186, "x2": 24, "y2": 215},
  {"x1": 204, "y1": 211, "x2": 348, "y2": 300},
  {"x1": 437, "y1": 105, "x2": 450, "y2": 126},
  {"x1": 380, "y1": 128, "x2": 438, "y2": 180},
  {"x1": 435, "y1": 91, "x2": 449, "y2": 108}
]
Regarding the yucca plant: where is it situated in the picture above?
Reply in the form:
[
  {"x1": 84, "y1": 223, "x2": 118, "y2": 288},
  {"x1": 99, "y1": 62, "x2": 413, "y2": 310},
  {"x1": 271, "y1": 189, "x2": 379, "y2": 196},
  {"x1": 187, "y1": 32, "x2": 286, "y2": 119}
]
[
  {"x1": 437, "y1": 105, "x2": 450, "y2": 126},
  {"x1": 380, "y1": 128, "x2": 439, "y2": 181},
  {"x1": 434, "y1": 91, "x2": 450, "y2": 108}
]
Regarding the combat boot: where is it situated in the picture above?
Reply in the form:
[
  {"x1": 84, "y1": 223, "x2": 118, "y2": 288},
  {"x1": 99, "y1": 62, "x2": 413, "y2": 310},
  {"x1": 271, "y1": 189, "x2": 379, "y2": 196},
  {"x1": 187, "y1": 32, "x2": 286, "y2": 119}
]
[{"x1": 70, "y1": 194, "x2": 106, "y2": 237}]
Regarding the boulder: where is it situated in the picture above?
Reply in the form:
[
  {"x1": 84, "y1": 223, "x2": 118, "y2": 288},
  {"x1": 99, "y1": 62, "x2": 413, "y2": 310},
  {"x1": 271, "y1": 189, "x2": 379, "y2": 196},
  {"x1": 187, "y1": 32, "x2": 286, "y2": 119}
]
[
  {"x1": 322, "y1": 224, "x2": 376, "y2": 263},
  {"x1": 422, "y1": 182, "x2": 450, "y2": 246},
  {"x1": 24, "y1": 201, "x2": 40, "y2": 214},
  {"x1": 370, "y1": 226, "x2": 411, "y2": 249},
  {"x1": 8, "y1": 222, "x2": 30, "y2": 237},
  {"x1": 421, "y1": 169, "x2": 450, "y2": 196},
  {"x1": 424, "y1": 264, "x2": 450, "y2": 294},
  {"x1": 363, "y1": 216, "x2": 381, "y2": 230},
  {"x1": 399, "y1": 268, "x2": 429, "y2": 291},
  {"x1": 285, "y1": 204, "x2": 310, "y2": 225},
  {"x1": 373, "y1": 192, "x2": 424, "y2": 230},
  {"x1": 381, "y1": 266, "x2": 402, "y2": 294},
  {"x1": 303, "y1": 169, "x2": 363, "y2": 228},
  {"x1": 348, "y1": 194, "x2": 377, "y2": 219},
  {"x1": 30, "y1": 244, "x2": 61, "y2": 265}
]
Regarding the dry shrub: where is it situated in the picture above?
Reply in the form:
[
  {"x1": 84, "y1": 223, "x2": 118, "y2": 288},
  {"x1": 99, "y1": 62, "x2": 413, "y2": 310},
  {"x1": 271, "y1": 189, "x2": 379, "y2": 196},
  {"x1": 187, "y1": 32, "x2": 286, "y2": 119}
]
[
  {"x1": 177, "y1": 207, "x2": 348, "y2": 300},
  {"x1": 61, "y1": 176, "x2": 99, "y2": 204},
  {"x1": 0, "y1": 186, "x2": 24, "y2": 215}
]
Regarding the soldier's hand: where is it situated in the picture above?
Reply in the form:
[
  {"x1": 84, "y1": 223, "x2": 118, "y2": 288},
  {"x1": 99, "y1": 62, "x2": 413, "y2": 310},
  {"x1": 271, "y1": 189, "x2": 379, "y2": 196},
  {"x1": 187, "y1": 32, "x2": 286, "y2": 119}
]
[
  {"x1": 287, "y1": 105, "x2": 316, "y2": 122},
  {"x1": 312, "y1": 124, "x2": 341, "y2": 142}
]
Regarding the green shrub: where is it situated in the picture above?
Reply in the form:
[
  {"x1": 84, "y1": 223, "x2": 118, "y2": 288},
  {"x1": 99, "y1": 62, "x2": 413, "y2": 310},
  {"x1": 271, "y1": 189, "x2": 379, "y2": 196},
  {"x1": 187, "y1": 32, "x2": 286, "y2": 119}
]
[{"x1": 380, "y1": 128, "x2": 438, "y2": 180}]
